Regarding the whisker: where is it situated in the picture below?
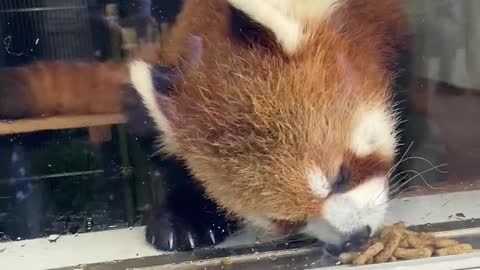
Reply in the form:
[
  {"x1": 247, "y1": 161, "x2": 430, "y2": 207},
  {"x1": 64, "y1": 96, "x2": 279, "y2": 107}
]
[
  {"x1": 367, "y1": 164, "x2": 446, "y2": 212},
  {"x1": 390, "y1": 156, "x2": 448, "y2": 178},
  {"x1": 389, "y1": 164, "x2": 448, "y2": 196},
  {"x1": 387, "y1": 141, "x2": 414, "y2": 177},
  {"x1": 388, "y1": 154, "x2": 448, "y2": 193},
  {"x1": 370, "y1": 142, "x2": 415, "y2": 203},
  {"x1": 389, "y1": 170, "x2": 414, "y2": 189},
  {"x1": 371, "y1": 185, "x2": 429, "y2": 210}
]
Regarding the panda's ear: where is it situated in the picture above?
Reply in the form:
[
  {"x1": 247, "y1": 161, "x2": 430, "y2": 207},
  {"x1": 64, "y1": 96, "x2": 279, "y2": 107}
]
[
  {"x1": 128, "y1": 35, "x2": 203, "y2": 138},
  {"x1": 128, "y1": 60, "x2": 174, "y2": 138},
  {"x1": 226, "y1": 0, "x2": 340, "y2": 55}
]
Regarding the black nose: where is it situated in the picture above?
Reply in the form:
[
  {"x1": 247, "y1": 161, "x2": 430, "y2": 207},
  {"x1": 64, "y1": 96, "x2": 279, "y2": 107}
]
[
  {"x1": 344, "y1": 226, "x2": 372, "y2": 250},
  {"x1": 326, "y1": 226, "x2": 372, "y2": 256},
  {"x1": 350, "y1": 226, "x2": 372, "y2": 242}
]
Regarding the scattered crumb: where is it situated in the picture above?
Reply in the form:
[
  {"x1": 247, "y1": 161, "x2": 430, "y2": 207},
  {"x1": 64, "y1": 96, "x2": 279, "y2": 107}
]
[
  {"x1": 339, "y1": 223, "x2": 473, "y2": 266},
  {"x1": 223, "y1": 257, "x2": 234, "y2": 265},
  {"x1": 48, "y1": 234, "x2": 60, "y2": 242},
  {"x1": 0, "y1": 245, "x2": 6, "y2": 253}
]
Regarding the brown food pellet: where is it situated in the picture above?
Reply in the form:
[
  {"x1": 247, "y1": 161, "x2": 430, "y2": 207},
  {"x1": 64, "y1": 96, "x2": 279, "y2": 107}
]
[
  {"x1": 339, "y1": 223, "x2": 474, "y2": 266},
  {"x1": 394, "y1": 247, "x2": 432, "y2": 260},
  {"x1": 425, "y1": 245, "x2": 436, "y2": 254},
  {"x1": 374, "y1": 225, "x2": 404, "y2": 263},
  {"x1": 339, "y1": 252, "x2": 359, "y2": 265},
  {"x1": 388, "y1": 256, "x2": 398, "y2": 262},
  {"x1": 380, "y1": 222, "x2": 406, "y2": 240},
  {"x1": 434, "y1": 244, "x2": 473, "y2": 256},
  {"x1": 434, "y1": 238, "x2": 459, "y2": 248},
  {"x1": 353, "y1": 242, "x2": 385, "y2": 266},
  {"x1": 418, "y1": 232, "x2": 435, "y2": 243},
  {"x1": 407, "y1": 235, "x2": 426, "y2": 249},
  {"x1": 399, "y1": 236, "x2": 410, "y2": 248}
]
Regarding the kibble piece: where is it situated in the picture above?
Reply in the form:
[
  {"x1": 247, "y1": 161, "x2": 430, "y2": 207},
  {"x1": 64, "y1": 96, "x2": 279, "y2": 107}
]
[
  {"x1": 339, "y1": 252, "x2": 359, "y2": 265},
  {"x1": 399, "y1": 236, "x2": 410, "y2": 248},
  {"x1": 375, "y1": 225, "x2": 404, "y2": 263},
  {"x1": 380, "y1": 223, "x2": 406, "y2": 240},
  {"x1": 425, "y1": 245, "x2": 436, "y2": 254},
  {"x1": 388, "y1": 256, "x2": 398, "y2": 262},
  {"x1": 434, "y1": 238, "x2": 459, "y2": 248},
  {"x1": 435, "y1": 244, "x2": 473, "y2": 256},
  {"x1": 418, "y1": 232, "x2": 435, "y2": 243},
  {"x1": 407, "y1": 235, "x2": 426, "y2": 249},
  {"x1": 353, "y1": 242, "x2": 385, "y2": 266},
  {"x1": 394, "y1": 247, "x2": 432, "y2": 260}
]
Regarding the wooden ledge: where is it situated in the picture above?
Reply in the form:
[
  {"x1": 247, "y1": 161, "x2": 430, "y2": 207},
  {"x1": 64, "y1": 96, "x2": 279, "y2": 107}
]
[{"x1": 0, "y1": 113, "x2": 127, "y2": 135}]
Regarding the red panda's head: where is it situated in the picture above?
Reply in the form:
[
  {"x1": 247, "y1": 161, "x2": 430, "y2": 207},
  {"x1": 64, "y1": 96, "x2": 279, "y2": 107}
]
[{"x1": 129, "y1": 0, "x2": 410, "y2": 246}]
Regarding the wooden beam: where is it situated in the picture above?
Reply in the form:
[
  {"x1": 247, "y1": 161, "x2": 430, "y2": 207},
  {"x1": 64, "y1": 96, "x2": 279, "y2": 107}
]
[{"x1": 0, "y1": 113, "x2": 127, "y2": 135}]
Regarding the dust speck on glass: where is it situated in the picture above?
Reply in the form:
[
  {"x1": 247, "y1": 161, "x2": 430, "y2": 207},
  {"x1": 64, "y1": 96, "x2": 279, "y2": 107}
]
[{"x1": 1, "y1": 0, "x2": 480, "y2": 269}]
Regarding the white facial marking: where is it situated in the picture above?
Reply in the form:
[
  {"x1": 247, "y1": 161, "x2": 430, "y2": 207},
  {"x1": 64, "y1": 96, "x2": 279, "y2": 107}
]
[
  {"x1": 303, "y1": 177, "x2": 388, "y2": 244},
  {"x1": 226, "y1": 0, "x2": 339, "y2": 54},
  {"x1": 350, "y1": 108, "x2": 396, "y2": 157},
  {"x1": 308, "y1": 167, "x2": 331, "y2": 198},
  {"x1": 325, "y1": 176, "x2": 388, "y2": 235}
]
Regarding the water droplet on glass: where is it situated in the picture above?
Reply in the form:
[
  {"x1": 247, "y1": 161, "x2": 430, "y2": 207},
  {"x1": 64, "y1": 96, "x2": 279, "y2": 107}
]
[{"x1": 86, "y1": 217, "x2": 93, "y2": 232}]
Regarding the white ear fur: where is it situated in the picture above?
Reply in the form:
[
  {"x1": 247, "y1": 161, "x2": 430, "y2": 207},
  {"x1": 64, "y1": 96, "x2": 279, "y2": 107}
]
[
  {"x1": 227, "y1": 0, "x2": 339, "y2": 54},
  {"x1": 350, "y1": 108, "x2": 397, "y2": 157},
  {"x1": 129, "y1": 60, "x2": 174, "y2": 143}
]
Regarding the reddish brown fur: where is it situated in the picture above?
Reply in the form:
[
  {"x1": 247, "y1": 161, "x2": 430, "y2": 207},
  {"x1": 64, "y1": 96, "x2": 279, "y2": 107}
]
[
  {"x1": 138, "y1": 0, "x2": 410, "y2": 222},
  {"x1": 0, "y1": 0, "x2": 410, "y2": 226},
  {"x1": 0, "y1": 61, "x2": 128, "y2": 118}
]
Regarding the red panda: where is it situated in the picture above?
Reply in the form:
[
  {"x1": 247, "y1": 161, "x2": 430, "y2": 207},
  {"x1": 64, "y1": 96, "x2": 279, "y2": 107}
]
[
  {"x1": 0, "y1": 0, "x2": 411, "y2": 250},
  {"x1": 128, "y1": 0, "x2": 411, "y2": 247}
]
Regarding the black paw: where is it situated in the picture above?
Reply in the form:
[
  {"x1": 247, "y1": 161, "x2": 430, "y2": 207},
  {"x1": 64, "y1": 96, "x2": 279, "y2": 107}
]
[{"x1": 145, "y1": 210, "x2": 235, "y2": 252}]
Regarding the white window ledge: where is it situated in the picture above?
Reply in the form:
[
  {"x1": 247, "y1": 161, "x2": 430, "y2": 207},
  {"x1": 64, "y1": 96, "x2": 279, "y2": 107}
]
[{"x1": 1, "y1": 190, "x2": 480, "y2": 270}]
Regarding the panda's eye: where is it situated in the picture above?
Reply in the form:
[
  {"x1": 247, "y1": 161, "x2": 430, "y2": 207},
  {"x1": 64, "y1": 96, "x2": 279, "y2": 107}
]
[{"x1": 333, "y1": 164, "x2": 350, "y2": 193}]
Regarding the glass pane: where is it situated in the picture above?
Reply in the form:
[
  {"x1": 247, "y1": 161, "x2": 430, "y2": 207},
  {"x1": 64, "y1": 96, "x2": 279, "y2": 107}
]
[{"x1": 1, "y1": 0, "x2": 479, "y2": 269}]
